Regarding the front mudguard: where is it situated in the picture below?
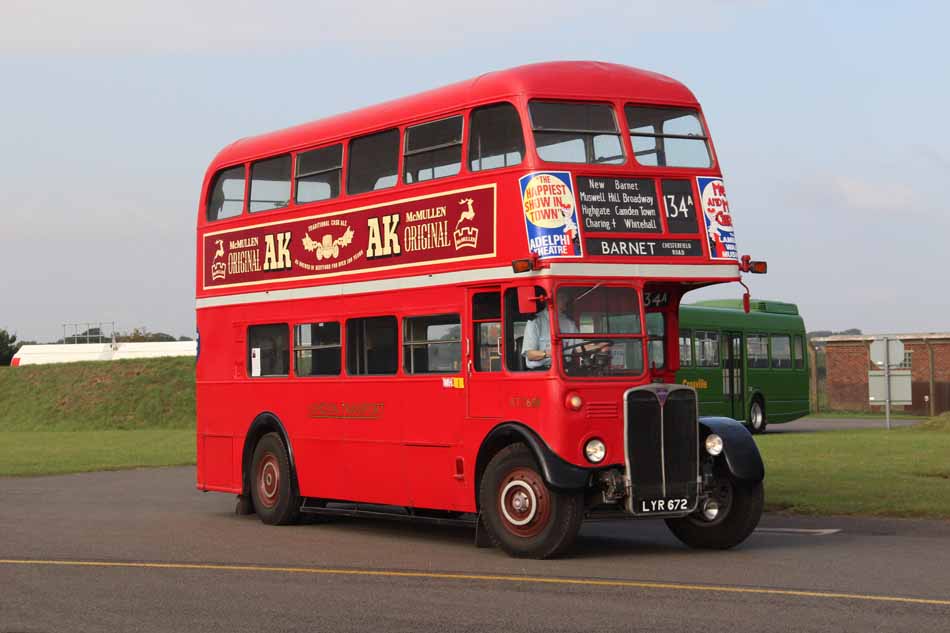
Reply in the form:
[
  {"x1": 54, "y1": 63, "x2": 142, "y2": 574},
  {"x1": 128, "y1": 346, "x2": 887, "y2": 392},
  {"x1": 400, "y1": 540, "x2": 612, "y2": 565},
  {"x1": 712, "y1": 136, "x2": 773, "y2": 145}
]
[{"x1": 699, "y1": 416, "x2": 765, "y2": 482}]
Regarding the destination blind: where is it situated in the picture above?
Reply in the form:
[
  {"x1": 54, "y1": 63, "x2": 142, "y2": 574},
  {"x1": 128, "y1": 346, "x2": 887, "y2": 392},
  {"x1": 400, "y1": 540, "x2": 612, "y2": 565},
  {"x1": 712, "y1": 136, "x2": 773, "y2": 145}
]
[{"x1": 576, "y1": 176, "x2": 660, "y2": 234}]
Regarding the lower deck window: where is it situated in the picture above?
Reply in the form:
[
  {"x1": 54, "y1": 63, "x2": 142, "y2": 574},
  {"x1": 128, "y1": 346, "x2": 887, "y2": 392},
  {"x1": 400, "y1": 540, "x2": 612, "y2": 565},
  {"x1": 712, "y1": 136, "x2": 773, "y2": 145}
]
[
  {"x1": 347, "y1": 316, "x2": 397, "y2": 375},
  {"x1": 294, "y1": 322, "x2": 341, "y2": 376},
  {"x1": 248, "y1": 324, "x2": 289, "y2": 377},
  {"x1": 403, "y1": 314, "x2": 461, "y2": 373}
]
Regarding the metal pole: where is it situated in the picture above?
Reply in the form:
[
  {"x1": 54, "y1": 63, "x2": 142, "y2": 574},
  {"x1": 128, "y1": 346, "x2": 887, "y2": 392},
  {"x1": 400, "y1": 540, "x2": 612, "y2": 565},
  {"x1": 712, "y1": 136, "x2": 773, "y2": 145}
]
[{"x1": 884, "y1": 337, "x2": 891, "y2": 430}]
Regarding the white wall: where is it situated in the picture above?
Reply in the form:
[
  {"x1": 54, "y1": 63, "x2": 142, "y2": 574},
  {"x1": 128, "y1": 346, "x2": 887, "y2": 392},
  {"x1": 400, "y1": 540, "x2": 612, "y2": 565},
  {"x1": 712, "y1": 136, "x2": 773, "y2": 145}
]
[{"x1": 12, "y1": 341, "x2": 196, "y2": 366}]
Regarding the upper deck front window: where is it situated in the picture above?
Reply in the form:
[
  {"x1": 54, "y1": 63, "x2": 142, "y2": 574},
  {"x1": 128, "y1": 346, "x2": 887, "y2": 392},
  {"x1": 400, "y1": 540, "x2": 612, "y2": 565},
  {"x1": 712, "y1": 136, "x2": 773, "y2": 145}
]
[
  {"x1": 529, "y1": 101, "x2": 625, "y2": 165},
  {"x1": 626, "y1": 106, "x2": 711, "y2": 168}
]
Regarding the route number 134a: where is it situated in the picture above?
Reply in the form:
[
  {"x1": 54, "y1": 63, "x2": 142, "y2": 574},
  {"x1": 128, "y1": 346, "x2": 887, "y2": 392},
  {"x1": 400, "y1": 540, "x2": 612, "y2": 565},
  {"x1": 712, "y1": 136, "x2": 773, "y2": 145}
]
[{"x1": 665, "y1": 194, "x2": 693, "y2": 218}]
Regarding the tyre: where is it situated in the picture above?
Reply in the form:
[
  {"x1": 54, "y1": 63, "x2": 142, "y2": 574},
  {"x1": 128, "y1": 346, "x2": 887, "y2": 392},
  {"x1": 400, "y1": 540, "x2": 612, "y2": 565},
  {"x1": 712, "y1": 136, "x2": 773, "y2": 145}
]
[
  {"x1": 665, "y1": 475, "x2": 763, "y2": 549},
  {"x1": 250, "y1": 432, "x2": 301, "y2": 525},
  {"x1": 478, "y1": 444, "x2": 584, "y2": 559},
  {"x1": 747, "y1": 398, "x2": 767, "y2": 434}
]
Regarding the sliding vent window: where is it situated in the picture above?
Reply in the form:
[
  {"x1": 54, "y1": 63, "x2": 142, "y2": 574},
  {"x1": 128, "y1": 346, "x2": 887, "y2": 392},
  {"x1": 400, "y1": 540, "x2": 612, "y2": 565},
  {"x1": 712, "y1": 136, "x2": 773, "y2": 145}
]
[
  {"x1": 347, "y1": 129, "x2": 399, "y2": 195},
  {"x1": 529, "y1": 101, "x2": 624, "y2": 165},
  {"x1": 294, "y1": 322, "x2": 341, "y2": 376},
  {"x1": 404, "y1": 116, "x2": 462, "y2": 184},
  {"x1": 250, "y1": 155, "x2": 291, "y2": 213},
  {"x1": 469, "y1": 103, "x2": 525, "y2": 171},
  {"x1": 296, "y1": 144, "x2": 342, "y2": 204},
  {"x1": 403, "y1": 314, "x2": 462, "y2": 374},
  {"x1": 206, "y1": 165, "x2": 245, "y2": 221},
  {"x1": 626, "y1": 106, "x2": 711, "y2": 168},
  {"x1": 346, "y1": 316, "x2": 398, "y2": 375}
]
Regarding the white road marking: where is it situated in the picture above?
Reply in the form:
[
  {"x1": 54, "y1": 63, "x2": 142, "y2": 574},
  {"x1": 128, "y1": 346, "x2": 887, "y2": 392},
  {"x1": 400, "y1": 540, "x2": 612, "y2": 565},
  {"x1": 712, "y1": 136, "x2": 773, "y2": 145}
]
[{"x1": 756, "y1": 528, "x2": 842, "y2": 536}]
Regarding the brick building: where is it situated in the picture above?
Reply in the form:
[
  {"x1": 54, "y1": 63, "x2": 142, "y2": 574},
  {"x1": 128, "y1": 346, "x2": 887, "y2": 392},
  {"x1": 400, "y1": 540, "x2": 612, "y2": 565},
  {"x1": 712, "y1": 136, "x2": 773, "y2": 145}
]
[{"x1": 814, "y1": 334, "x2": 950, "y2": 416}]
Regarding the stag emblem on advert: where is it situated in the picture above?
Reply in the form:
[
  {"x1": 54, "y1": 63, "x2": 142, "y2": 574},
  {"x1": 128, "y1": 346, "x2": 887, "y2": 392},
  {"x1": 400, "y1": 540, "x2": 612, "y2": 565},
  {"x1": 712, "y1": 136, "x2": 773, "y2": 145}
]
[
  {"x1": 211, "y1": 239, "x2": 227, "y2": 281},
  {"x1": 453, "y1": 198, "x2": 479, "y2": 250},
  {"x1": 302, "y1": 224, "x2": 355, "y2": 261}
]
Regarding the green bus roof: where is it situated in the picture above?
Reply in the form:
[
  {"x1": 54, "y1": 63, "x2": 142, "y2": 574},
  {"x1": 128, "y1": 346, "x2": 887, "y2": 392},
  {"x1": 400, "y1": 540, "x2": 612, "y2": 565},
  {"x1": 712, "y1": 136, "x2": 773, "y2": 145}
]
[
  {"x1": 680, "y1": 300, "x2": 805, "y2": 333},
  {"x1": 690, "y1": 299, "x2": 799, "y2": 315}
]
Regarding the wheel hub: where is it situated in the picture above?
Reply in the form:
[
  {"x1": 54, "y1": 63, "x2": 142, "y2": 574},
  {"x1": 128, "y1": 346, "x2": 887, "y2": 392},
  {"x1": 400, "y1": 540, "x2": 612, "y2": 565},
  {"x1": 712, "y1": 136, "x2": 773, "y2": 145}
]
[
  {"x1": 497, "y1": 467, "x2": 552, "y2": 538},
  {"x1": 257, "y1": 453, "x2": 280, "y2": 509}
]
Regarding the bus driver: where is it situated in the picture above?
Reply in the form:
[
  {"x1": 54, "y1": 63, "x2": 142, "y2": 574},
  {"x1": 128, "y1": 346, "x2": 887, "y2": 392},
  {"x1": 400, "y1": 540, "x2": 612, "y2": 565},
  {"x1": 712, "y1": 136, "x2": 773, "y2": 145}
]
[{"x1": 522, "y1": 307, "x2": 610, "y2": 370}]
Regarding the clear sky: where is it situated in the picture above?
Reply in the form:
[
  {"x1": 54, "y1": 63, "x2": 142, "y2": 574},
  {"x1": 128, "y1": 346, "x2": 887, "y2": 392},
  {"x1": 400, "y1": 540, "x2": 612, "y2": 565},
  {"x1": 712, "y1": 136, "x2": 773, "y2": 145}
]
[{"x1": 2, "y1": 1, "x2": 947, "y2": 341}]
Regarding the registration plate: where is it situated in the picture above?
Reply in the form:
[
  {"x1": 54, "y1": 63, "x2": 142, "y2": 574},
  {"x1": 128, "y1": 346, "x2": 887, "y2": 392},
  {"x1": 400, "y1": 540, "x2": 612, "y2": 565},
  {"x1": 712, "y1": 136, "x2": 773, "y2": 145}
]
[{"x1": 634, "y1": 497, "x2": 691, "y2": 514}]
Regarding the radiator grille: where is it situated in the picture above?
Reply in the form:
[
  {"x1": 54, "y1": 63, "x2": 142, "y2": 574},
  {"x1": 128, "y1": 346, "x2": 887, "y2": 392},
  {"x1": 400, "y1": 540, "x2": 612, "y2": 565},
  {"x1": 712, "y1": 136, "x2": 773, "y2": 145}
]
[{"x1": 624, "y1": 385, "x2": 699, "y2": 513}]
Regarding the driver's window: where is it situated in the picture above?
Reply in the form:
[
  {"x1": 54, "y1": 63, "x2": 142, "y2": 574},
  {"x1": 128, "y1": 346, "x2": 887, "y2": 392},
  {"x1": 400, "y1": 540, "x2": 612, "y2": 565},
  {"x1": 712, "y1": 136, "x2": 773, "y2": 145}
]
[{"x1": 504, "y1": 287, "x2": 544, "y2": 372}]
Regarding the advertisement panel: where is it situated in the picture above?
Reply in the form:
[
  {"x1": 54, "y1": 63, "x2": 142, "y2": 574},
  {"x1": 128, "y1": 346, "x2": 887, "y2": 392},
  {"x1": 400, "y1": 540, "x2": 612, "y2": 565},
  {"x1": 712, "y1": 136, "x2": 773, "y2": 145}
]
[{"x1": 202, "y1": 184, "x2": 495, "y2": 290}]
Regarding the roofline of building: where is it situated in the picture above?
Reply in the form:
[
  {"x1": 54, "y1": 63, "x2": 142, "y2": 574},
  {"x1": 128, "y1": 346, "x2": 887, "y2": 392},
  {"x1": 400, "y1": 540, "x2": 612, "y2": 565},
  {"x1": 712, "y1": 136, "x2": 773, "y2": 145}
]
[{"x1": 812, "y1": 333, "x2": 950, "y2": 343}]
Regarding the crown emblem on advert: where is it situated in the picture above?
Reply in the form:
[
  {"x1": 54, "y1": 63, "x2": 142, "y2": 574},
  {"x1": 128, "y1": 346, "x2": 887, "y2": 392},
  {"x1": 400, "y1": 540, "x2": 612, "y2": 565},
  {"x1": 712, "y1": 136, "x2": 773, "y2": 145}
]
[
  {"x1": 211, "y1": 261, "x2": 227, "y2": 281},
  {"x1": 453, "y1": 198, "x2": 479, "y2": 250}
]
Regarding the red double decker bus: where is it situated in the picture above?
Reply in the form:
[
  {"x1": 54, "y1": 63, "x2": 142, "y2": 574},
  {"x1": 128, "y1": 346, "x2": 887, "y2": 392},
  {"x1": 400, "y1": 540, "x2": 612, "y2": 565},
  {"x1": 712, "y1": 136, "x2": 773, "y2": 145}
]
[{"x1": 195, "y1": 61, "x2": 766, "y2": 558}]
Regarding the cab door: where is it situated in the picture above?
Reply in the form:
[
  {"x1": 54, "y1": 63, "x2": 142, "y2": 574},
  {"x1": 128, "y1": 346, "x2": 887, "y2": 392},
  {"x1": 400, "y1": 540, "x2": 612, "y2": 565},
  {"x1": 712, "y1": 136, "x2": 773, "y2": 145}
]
[
  {"x1": 723, "y1": 331, "x2": 745, "y2": 419},
  {"x1": 466, "y1": 288, "x2": 505, "y2": 418}
]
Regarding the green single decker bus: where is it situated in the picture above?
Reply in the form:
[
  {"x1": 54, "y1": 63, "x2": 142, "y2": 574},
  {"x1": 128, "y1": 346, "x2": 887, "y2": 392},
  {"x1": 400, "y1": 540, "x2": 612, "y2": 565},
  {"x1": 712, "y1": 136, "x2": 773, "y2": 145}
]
[{"x1": 673, "y1": 300, "x2": 809, "y2": 433}]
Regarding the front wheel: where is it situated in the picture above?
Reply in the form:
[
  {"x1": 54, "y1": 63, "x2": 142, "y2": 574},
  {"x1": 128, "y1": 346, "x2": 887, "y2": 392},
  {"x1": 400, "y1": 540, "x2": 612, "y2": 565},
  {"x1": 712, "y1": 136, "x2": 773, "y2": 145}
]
[
  {"x1": 478, "y1": 444, "x2": 583, "y2": 559},
  {"x1": 665, "y1": 476, "x2": 763, "y2": 549},
  {"x1": 747, "y1": 399, "x2": 767, "y2": 434}
]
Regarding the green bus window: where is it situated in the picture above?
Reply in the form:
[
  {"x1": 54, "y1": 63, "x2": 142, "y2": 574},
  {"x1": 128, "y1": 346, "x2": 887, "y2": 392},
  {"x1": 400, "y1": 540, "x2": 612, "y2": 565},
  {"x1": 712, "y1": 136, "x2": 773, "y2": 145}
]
[
  {"x1": 678, "y1": 329, "x2": 693, "y2": 367},
  {"x1": 794, "y1": 335, "x2": 805, "y2": 370},
  {"x1": 747, "y1": 334, "x2": 769, "y2": 369},
  {"x1": 646, "y1": 312, "x2": 665, "y2": 369},
  {"x1": 695, "y1": 330, "x2": 719, "y2": 367},
  {"x1": 771, "y1": 335, "x2": 792, "y2": 369}
]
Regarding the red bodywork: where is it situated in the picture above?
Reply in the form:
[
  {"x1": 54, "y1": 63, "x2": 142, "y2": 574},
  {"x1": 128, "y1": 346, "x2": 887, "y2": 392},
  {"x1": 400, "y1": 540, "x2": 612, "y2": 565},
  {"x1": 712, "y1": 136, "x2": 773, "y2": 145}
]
[{"x1": 195, "y1": 61, "x2": 740, "y2": 512}]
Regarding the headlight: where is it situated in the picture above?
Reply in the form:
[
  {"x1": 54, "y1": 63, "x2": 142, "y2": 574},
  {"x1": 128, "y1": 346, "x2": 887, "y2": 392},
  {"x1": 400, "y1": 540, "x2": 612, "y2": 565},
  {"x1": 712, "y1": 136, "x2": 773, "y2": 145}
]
[
  {"x1": 705, "y1": 434, "x2": 723, "y2": 456},
  {"x1": 584, "y1": 438, "x2": 606, "y2": 463}
]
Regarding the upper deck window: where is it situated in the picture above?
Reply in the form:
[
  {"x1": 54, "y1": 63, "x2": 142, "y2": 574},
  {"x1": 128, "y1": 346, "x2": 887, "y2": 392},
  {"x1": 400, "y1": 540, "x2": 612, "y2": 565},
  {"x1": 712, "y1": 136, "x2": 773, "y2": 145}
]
[
  {"x1": 404, "y1": 116, "x2": 463, "y2": 184},
  {"x1": 469, "y1": 103, "x2": 525, "y2": 171},
  {"x1": 296, "y1": 144, "x2": 342, "y2": 204},
  {"x1": 250, "y1": 155, "x2": 292, "y2": 213},
  {"x1": 347, "y1": 129, "x2": 399, "y2": 195},
  {"x1": 206, "y1": 165, "x2": 245, "y2": 222},
  {"x1": 625, "y1": 106, "x2": 711, "y2": 168},
  {"x1": 529, "y1": 101, "x2": 624, "y2": 165}
]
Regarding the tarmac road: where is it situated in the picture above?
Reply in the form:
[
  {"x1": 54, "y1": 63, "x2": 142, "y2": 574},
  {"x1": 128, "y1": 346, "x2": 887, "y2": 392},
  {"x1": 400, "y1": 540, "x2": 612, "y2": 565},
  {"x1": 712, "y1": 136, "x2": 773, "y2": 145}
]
[{"x1": 2, "y1": 467, "x2": 949, "y2": 632}]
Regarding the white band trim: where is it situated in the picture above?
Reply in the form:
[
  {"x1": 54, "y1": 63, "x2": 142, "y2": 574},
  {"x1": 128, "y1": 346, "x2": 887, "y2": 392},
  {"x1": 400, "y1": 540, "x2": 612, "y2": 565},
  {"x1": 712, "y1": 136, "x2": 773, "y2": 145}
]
[{"x1": 195, "y1": 263, "x2": 739, "y2": 309}]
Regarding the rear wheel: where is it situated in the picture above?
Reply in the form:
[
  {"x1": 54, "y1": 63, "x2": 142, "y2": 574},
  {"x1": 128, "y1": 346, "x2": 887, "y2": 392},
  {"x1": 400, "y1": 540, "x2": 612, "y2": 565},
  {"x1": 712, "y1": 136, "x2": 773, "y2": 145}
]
[
  {"x1": 747, "y1": 398, "x2": 767, "y2": 434},
  {"x1": 478, "y1": 444, "x2": 583, "y2": 559},
  {"x1": 250, "y1": 432, "x2": 301, "y2": 525},
  {"x1": 665, "y1": 474, "x2": 763, "y2": 549}
]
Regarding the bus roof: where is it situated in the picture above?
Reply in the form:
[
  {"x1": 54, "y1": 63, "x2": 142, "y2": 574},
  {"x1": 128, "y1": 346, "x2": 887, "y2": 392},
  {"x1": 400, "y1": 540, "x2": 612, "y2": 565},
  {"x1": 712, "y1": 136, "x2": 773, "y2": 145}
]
[
  {"x1": 691, "y1": 299, "x2": 800, "y2": 316},
  {"x1": 211, "y1": 61, "x2": 699, "y2": 168},
  {"x1": 680, "y1": 302, "x2": 805, "y2": 332}
]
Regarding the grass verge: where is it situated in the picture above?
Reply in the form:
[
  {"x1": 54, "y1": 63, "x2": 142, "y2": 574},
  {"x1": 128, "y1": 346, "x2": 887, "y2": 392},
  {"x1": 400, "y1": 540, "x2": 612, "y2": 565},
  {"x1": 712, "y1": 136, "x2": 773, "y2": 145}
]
[
  {"x1": 0, "y1": 430, "x2": 195, "y2": 477},
  {"x1": 0, "y1": 357, "x2": 194, "y2": 431},
  {"x1": 758, "y1": 413, "x2": 950, "y2": 519}
]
